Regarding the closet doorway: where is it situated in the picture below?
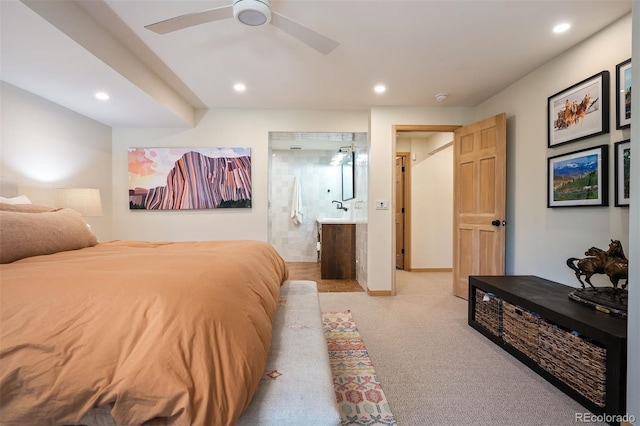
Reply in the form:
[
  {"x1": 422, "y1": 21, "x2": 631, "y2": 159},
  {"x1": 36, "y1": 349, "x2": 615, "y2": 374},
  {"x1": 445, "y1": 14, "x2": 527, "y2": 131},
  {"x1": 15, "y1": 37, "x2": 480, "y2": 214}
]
[{"x1": 394, "y1": 126, "x2": 458, "y2": 275}]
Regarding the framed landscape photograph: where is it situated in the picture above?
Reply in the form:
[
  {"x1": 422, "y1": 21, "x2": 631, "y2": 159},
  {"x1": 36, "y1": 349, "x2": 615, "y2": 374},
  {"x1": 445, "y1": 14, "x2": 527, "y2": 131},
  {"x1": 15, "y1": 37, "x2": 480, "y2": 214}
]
[
  {"x1": 547, "y1": 145, "x2": 608, "y2": 207},
  {"x1": 547, "y1": 71, "x2": 609, "y2": 148},
  {"x1": 616, "y1": 58, "x2": 631, "y2": 129},
  {"x1": 614, "y1": 140, "x2": 630, "y2": 206}
]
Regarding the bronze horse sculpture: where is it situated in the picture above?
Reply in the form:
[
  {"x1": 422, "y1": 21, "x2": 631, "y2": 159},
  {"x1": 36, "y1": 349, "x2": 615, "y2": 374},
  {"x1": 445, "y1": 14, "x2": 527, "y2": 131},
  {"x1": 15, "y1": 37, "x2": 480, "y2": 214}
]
[
  {"x1": 566, "y1": 240, "x2": 628, "y2": 291},
  {"x1": 566, "y1": 247, "x2": 605, "y2": 289},
  {"x1": 600, "y1": 240, "x2": 628, "y2": 290}
]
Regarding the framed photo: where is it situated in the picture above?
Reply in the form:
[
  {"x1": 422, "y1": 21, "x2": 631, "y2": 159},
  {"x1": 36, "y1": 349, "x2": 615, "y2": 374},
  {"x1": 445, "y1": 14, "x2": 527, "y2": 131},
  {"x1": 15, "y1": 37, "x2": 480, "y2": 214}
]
[
  {"x1": 128, "y1": 147, "x2": 252, "y2": 209},
  {"x1": 547, "y1": 145, "x2": 608, "y2": 207},
  {"x1": 616, "y1": 59, "x2": 631, "y2": 129},
  {"x1": 547, "y1": 71, "x2": 609, "y2": 148},
  {"x1": 614, "y1": 140, "x2": 630, "y2": 206}
]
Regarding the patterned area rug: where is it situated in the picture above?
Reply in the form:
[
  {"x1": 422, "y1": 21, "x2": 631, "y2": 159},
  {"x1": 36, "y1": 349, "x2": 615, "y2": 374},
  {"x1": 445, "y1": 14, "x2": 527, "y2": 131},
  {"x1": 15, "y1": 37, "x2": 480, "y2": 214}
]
[{"x1": 322, "y1": 310, "x2": 397, "y2": 425}]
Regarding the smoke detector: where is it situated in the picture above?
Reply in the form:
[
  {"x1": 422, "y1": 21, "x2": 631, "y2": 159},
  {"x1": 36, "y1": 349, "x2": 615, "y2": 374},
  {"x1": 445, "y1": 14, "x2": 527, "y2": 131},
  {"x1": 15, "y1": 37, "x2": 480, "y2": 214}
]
[{"x1": 435, "y1": 93, "x2": 448, "y2": 102}]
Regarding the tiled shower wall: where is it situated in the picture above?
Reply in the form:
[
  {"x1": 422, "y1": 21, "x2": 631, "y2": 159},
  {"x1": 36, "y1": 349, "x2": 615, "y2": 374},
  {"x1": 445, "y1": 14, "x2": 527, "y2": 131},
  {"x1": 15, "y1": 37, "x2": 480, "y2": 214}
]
[
  {"x1": 353, "y1": 144, "x2": 368, "y2": 287},
  {"x1": 269, "y1": 149, "x2": 353, "y2": 262}
]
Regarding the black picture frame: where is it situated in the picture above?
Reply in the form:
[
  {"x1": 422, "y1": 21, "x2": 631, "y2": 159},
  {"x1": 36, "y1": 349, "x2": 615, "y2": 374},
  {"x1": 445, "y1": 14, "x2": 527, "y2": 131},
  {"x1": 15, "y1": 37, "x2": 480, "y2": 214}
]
[
  {"x1": 614, "y1": 140, "x2": 630, "y2": 207},
  {"x1": 547, "y1": 144, "x2": 608, "y2": 208},
  {"x1": 615, "y1": 58, "x2": 631, "y2": 129},
  {"x1": 547, "y1": 71, "x2": 609, "y2": 148}
]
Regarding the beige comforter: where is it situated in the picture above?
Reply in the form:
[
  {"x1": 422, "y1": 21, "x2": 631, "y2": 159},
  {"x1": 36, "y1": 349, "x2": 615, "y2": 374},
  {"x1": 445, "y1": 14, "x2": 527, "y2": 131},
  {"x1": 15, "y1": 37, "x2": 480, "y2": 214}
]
[{"x1": 0, "y1": 240, "x2": 288, "y2": 425}]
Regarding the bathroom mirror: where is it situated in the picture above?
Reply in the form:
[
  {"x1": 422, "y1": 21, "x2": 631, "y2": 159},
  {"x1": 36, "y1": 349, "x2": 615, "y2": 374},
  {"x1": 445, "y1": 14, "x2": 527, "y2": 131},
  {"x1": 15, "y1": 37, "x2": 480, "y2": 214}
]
[{"x1": 341, "y1": 151, "x2": 355, "y2": 201}]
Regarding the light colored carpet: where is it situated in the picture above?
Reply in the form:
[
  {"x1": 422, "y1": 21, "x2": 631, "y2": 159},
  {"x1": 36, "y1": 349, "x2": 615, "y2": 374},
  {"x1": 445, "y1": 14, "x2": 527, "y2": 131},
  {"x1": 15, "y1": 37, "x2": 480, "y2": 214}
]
[{"x1": 318, "y1": 271, "x2": 607, "y2": 426}]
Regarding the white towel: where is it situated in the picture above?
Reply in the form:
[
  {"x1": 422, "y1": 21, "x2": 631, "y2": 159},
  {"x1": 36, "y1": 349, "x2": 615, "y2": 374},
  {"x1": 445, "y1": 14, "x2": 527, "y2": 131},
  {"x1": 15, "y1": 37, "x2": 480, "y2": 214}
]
[{"x1": 290, "y1": 176, "x2": 304, "y2": 225}]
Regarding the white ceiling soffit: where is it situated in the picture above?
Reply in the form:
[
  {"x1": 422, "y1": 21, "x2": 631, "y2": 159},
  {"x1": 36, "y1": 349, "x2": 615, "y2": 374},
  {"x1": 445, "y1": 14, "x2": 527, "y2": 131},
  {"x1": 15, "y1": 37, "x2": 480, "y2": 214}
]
[
  {"x1": 0, "y1": 0, "x2": 632, "y2": 128},
  {"x1": 270, "y1": 131, "x2": 366, "y2": 151},
  {"x1": 1, "y1": 0, "x2": 201, "y2": 128}
]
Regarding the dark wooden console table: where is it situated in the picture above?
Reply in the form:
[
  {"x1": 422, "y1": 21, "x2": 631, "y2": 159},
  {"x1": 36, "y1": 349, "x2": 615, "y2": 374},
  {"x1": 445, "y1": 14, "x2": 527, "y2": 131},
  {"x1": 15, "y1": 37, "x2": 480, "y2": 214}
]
[{"x1": 469, "y1": 275, "x2": 627, "y2": 420}]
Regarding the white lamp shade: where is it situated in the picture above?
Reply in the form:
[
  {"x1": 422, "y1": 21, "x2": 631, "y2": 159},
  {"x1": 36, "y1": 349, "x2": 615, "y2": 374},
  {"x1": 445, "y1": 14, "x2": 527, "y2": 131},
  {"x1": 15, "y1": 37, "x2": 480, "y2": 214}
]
[{"x1": 56, "y1": 188, "x2": 103, "y2": 216}]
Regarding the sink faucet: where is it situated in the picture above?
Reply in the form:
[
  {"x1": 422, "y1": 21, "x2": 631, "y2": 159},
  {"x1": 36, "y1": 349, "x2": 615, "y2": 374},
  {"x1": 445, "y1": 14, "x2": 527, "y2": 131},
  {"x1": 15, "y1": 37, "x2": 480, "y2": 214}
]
[{"x1": 332, "y1": 200, "x2": 348, "y2": 212}]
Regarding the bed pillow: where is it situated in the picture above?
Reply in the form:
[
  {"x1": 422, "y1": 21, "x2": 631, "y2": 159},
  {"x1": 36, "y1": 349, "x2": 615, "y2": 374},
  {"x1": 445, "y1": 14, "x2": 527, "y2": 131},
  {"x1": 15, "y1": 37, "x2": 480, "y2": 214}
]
[
  {"x1": 0, "y1": 208, "x2": 98, "y2": 263},
  {"x1": 0, "y1": 195, "x2": 32, "y2": 204},
  {"x1": 0, "y1": 203, "x2": 58, "y2": 213}
]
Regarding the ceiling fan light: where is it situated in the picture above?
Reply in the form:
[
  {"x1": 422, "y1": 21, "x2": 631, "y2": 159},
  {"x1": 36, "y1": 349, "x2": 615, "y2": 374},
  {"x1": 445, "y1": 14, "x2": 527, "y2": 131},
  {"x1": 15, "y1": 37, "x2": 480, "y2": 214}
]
[{"x1": 234, "y1": 0, "x2": 271, "y2": 26}]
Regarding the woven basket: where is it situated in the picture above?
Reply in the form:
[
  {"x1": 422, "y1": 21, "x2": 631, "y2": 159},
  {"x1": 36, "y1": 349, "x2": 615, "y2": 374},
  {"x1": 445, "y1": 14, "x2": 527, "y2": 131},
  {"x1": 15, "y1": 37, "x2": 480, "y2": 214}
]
[
  {"x1": 538, "y1": 320, "x2": 607, "y2": 407},
  {"x1": 475, "y1": 289, "x2": 502, "y2": 337},
  {"x1": 502, "y1": 302, "x2": 540, "y2": 362}
]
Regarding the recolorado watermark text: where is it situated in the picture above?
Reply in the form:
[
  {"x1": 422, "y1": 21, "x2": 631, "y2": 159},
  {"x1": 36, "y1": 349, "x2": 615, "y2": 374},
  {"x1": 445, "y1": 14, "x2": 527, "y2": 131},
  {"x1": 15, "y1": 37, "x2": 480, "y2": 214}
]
[{"x1": 575, "y1": 412, "x2": 635, "y2": 423}]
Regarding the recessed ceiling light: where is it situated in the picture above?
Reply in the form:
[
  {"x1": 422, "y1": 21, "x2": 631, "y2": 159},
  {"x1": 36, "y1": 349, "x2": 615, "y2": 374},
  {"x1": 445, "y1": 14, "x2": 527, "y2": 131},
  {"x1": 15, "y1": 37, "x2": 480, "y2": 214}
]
[
  {"x1": 553, "y1": 23, "x2": 571, "y2": 34},
  {"x1": 374, "y1": 84, "x2": 386, "y2": 94},
  {"x1": 234, "y1": 83, "x2": 246, "y2": 92},
  {"x1": 95, "y1": 91, "x2": 110, "y2": 101}
]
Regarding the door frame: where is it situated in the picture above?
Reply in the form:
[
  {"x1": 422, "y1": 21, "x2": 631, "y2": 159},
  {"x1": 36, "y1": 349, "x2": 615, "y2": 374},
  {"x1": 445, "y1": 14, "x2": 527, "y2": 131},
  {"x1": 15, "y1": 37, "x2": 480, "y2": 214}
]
[{"x1": 392, "y1": 125, "x2": 461, "y2": 293}]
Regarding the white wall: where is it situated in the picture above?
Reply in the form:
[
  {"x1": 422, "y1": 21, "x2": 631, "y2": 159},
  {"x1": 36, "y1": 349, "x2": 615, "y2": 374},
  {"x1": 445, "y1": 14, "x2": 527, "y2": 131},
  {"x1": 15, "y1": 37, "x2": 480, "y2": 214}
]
[
  {"x1": 474, "y1": 14, "x2": 631, "y2": 288},
  {"x1": 112, "y1": 109, "x2": 368, "y2": 241},
  {"x1": 0, "y1": 82, "x2": 113, "y2": 241}
]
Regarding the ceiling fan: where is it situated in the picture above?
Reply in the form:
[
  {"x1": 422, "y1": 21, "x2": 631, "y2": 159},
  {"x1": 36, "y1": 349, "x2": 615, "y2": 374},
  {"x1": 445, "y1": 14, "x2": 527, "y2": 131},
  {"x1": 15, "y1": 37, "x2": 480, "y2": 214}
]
[{"x1": 145, "y1": 0, "x2": 340, "y2": 55}]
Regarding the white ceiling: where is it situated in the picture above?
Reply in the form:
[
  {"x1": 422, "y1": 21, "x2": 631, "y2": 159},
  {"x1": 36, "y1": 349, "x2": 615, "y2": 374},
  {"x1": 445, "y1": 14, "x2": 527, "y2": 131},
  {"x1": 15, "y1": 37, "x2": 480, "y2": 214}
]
[{"x1": 0, "y1": 0, "x2": 632, "y2": 128}]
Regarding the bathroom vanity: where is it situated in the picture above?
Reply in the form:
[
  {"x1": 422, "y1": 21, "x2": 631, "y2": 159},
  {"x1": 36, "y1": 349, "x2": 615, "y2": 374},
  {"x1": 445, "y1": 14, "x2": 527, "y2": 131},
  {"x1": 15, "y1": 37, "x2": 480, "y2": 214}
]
[{"x1": 316, "y1": 219, "x2": 356, "y2": 279}]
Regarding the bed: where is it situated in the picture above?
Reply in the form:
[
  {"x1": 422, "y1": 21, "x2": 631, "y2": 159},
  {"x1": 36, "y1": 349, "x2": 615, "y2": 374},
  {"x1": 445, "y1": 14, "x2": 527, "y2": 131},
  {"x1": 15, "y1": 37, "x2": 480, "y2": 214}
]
[{"x1": 0, "y1": 199, "x2": 289, "y2": 425}]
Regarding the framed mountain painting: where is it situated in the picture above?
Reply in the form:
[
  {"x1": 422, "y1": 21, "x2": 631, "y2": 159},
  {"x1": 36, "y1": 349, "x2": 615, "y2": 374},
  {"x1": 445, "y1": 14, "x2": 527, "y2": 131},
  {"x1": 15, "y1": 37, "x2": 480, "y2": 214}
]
[
  {"x1": 128, "y1": 147, "x2": 251, "y2": 210},
  {"x1": 547, "y1": 145, "x2": 608, "y2": 207}
]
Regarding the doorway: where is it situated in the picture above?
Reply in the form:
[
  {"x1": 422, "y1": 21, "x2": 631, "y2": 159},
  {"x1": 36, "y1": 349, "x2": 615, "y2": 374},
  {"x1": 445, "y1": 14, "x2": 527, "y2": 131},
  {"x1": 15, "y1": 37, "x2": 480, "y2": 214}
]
[
  {"x1": 392, "y1": 115, "x2": 507, "y2": 298},
  {"x1": 267, "y1": 131, "x2": 369, "y2": 292},
  {"x1": 393, "y1": 125, "x2": 459, "y2": 289}
]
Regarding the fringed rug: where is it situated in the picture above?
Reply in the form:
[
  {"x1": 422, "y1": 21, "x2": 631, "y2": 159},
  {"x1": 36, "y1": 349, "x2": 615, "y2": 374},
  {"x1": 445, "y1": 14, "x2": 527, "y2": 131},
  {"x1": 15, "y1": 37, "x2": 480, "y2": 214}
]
[{"x1": 322, "y1": 310, "x2": 397, "y2": 425}]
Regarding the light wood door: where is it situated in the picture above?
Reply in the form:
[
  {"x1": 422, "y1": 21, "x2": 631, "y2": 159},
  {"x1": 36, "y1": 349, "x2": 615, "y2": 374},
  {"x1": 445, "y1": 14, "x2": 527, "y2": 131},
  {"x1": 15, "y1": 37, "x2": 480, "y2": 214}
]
[
  {"x1": 395, "y1": 156, "x2": 405, "y2": 269},
  {"x1": 453, "y1": 113, "x2": 507, "y2": 299}
]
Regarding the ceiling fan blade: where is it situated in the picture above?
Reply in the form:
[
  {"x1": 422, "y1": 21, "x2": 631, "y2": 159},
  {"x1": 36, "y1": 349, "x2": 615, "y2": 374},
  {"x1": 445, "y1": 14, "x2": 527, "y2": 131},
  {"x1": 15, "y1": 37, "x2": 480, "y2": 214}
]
[
  {"x1": 270, "y1": 12, "x2": 339, "y2": 55},
  {"x1": 145, "y1": 6, "x2": 234, "y2": 34}
]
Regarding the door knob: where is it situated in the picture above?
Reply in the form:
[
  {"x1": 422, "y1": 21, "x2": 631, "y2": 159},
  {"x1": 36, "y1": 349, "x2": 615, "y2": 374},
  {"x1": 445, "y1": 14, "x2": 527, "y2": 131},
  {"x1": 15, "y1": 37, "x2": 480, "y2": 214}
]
[{"x1": 491, "y1": 220, "x2": 501, "y2": 227}]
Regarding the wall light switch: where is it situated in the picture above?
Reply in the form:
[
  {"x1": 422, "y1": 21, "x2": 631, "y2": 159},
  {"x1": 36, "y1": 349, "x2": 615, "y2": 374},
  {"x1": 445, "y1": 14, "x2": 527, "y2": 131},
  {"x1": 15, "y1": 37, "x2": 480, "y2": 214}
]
[{"x1": 375, "y1": 200, "x2": 389, "y2": 210}]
